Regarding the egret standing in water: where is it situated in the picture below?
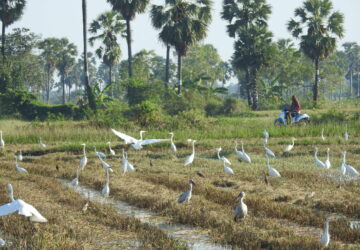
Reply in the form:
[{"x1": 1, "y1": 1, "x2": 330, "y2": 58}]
[
  {"x1": 102, "y1": 168, "x2": 110, "y2": 197},
  {"x1": 0, "y1": 131, "x2": 5, "y2": 149},
  {"x1": 177, "y1": 179, "x2": 196, "y2": 203},
  {"x1": 107, "y1": 142, "x2": 116, "y2": 156},
  {"x1": 79, "y1": 143, "x2": 88, "y2": 170},
  {"x1": 0, "y1": 184, "x2": 47, "y2": 222},
  {"x1": 71, "y1": 167, "x2": 80, "y2": 186},
  {"x1": 320, "y1": 218, "x2": 331, "y2": 247},
  {"x1": 184, "y1": 139, "x2": 196, "y2": 169},
  {"x1": 169, "y1": 132, "x2": 177, "y2": 153},
  {"x1": 235, "y1": 141, "x2": 251, "y2": 163},
  {"x1": 234, "y1": 192, "x2": 248, "y2": 221}
]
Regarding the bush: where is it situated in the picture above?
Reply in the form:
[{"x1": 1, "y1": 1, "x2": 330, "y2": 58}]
[
  {"x1": 176, "y1": 109, "x2": 206, "y2": 128},
  {"x1": 125, "y1": 79, "x2": 164, "y2": 106},
  {"x1": 205, "y1": 101, "x2": 223, "y2": 116},
  {"x1": 128, "y1": 101, "x2": 164, "y2": 127}
]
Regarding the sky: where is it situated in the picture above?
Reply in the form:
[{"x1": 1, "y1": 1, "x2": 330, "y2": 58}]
[{"x1": 12, "y1": 0, "x2": 360, "y2": 62}]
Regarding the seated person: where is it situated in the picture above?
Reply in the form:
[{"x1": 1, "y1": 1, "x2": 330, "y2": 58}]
[{"x1": 286, "y1": 95, "x2": 301, "y2": 122}]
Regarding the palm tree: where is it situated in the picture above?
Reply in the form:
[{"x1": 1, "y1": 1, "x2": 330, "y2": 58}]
[
  {"x1": 89, "y1": 11, "x2": 125, "y2": 97},
  {"x1": 342, "y1": 42, "x2": 360, "y2": 97},
  {"x1": 222, "y1": 0, "x2": 274, "y2": 110},
  {"x1": 82, "y1": 0, "x2": 97, "y2": 112},
  {"x1": 55, "y1": 38, "x2": 77, "y2": 104},
  {"x1": 107, "y1": 0, "x2": 150, "y2": 78},
  {"x1": 0, "y1": 0, "x2": 26, "y2": 61},
  {"x1": 38, "y1": 38, "x2": 62, "y2": 104},
  {"x1": 288, "y1": 0, "x2": 344, "y2": 106},
  {"x1": 150, "y1": 3, "x2": 174, "y2": 86},
  {"x1": 156, "y1": 0, "x2": 212, "y2": 94}
]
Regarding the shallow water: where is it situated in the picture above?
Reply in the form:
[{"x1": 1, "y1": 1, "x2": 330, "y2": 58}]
[{"x1": 60, "y1": 179, "x2": 229, "y2": 250}]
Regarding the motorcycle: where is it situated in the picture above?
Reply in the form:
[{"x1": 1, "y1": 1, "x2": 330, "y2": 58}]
[{"x1": 274, "y1": 108, "x2": 310, "y2": 125}]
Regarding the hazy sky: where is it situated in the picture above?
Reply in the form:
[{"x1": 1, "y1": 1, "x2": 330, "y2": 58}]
[{"x1": 12, "y1": 0, "x2": 360, "y2": 61}]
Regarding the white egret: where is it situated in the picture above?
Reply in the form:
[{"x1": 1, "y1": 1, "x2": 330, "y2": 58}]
[
  {"x1": 184, "y1": 139, "x2": 196, "y2": 167},
  {"x1": 71, "y1": 167, "x2": 80, "y2": 186},
  {"x1": 121, "y1": 149, "x2": 128, "y2": 175},
  {"x1": 39, "y1": 137, "x2": 46, "y2": 148},
  {"x1": 111, "y1": 129, "x2": 169, "y2": 150},
  {"x1": 169, "y1": 132, "x2": 177, "y2": 153},
  {"x1": 263, "y1": 129, "x2": 269, "y2": 144},
  {"x1": 284, "y1": 138, "x2": 296, "y2": 153},
  {"x1": 342, "y1": 151, "x2": 359, "y2": 177},
  {"x1": 314, "y1": 147, "x2": 326, "y2": 168},
  {"x1": 125, "y1": 152, "x2": 135, "y2": 172},
  {"x1": 234, "y1": 191, "x2": 248, "y2": 221},
  {"x1": 266, "y1": 156, "x2": 281, "y2": 177},
  {"x1": 223, "y1": 160, "x2": 234, "y2": 175},
  {"x1": 107, "y1": 142, "x2": 116, "y2": 156},
  {"x1": 98, "y1": 156, "x2": 113, "y2": 172},
  {"x1": 0, "y1": 238, "x2": 5, "y2": 246},
  {"x1": 0, "y1": 184, "x2": 47, "y2": 222},
  {"x1": 18, "y1": 150, "x2": 23, "y2": 161},
  {"x1": 321, "y1": 128, "x2": 325, "y2": 141},
  {"x1": 177, "y1": 179, "x2": 196, "y2": 203},
  {"x1": 344, "y1": 125, "x2": 349, "y2": 141},
  {"x1": 339, "y1": 151, "x2": 347, "y2": 176},
  {"x1": 0, "y1": 131, "x2": 5, "y2": 149},
  {"x1": 320, "y1": 218, "x2": 331, "y2": 247},
  {"x1": 15, "y1": 157, "x2": 27, "y2": 173},
  {"x1": 217, "y1": 147, "x2": 231, "y2": 165},
  {"x1": 101, "y1": 168, "x2": 110, "y2": 197},
  {"x1": 235, "y1": 141, "x2": 251, "y2": 163},
  {"x1": 79, "y1": 143, "x2": 88, "y2": 170},
  {"x1": 325, "y1": 148, "x2": 331, "y2": 169},
  {"x1": 264, "y1": 143, "x2": 275, "y2": 158},
  {"x1": 93, "y1": 146, "x2": 106, "y2": 159}
]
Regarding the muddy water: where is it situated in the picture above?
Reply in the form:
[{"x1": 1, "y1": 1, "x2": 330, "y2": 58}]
[{"x1": 60, "y1": 179, "x2": 229, "y2": 250}]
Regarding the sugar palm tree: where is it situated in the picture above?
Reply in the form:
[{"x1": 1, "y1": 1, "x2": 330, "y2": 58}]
[
  {"x1": 38, "y1": 38, "x2": 62, "y2": 103},
  {"x1": 150, "y1": 3, "x2": 173, "y2": 86},
  {"x1": 0, "y1": 0, "x2": 26, "y2": 61},
  {"x1": 55, "y1": 38, "x2": 77, "y2": 104},
  {"x1": 107, "y1": 0, "x2": 150, "y2": 78},
  {"x1": 342, "y1": 42, "x2": 360, "y2": 97},
  {"x1": 288, "y1": 0, "x2": 344, "y2": 106},
  {"x1": 157, "y1": 0, "x2": 212, "y2": 94},
  {"x1": 89, "y1": 11, "x2": 125, "y2": 97},
  {"x1": 222, "y1": 0, "x2": 274, "y2": 110},
  {"x1": 82, "y1": 0, "x2": 97, "y2": 111}
]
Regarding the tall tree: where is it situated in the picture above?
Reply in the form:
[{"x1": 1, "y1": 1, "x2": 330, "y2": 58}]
[
  {"x1": 222, "y1": 0, "x2": 274, "y2": 110},
  {"x1": 288, "y1": 0, "x2": 344, "y2": 106},
  {"x1": 55, "y1": 38, "x2": 77, "y2": 104},
  {"x1": 82, "y1": 0, "x2": 97, "y2": 111},
  {"x1": 38, "y1": 38, "x2": 61, "y2": 103},
  {"x1": 156, "y1": 0, "x2": 212, "y2": 94},
  {"x1": 342, "y1": 42, "x2": 360, "y2": 97},
  {"x1": 89, "y1": 11, "x2": 125, "y2": 97},
  {"x1": 107, "y1": 0, "x2": 150, "y2": 78},
  {"x1": 0, "y1": 0, "x2": 26, "y2": 61},
  {"x1": 150, "y1": 3, "x2": 174, "y2": 86}
]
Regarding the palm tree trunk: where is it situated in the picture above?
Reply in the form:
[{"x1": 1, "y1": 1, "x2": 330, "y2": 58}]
[
  {"x1": 47, "y1": 69, "x2": 50, "y2": 104},
  {"x1": 250, "y1": 68, "x2": 259, "y2": 110},
  {"x1": 82, "y1": 0, "x2": 97, "y2": 112},
  {"x1": 357, "y1": 72, "x2": 360, "y2": 97},
  {"x1": 62, "y1": 74, "x2": 66, "y2": 104},
  {"x1": 350, "y1": 68, "x2": 353, "y2": 97},
  {"x1": 109, "y1": 65, "x2": 113, "y2": 97},
  {"x1": 1, "y1": 21, "x2": 5, "y2": 62},
  {"x1": 177, "y1": 52, "x2": 182, "y2": 94},
  {"x1": 165, "y1": 44, "x2": 170, "y2": 87},
  {"x1": 313, "y1": 59, "x2": 319, "y2": 107},
  {"x1": 126, "y1": 19, "x2": 133, "y2": 78},
  {"x1": 245, "y1": 68, "x2": 253, "y2": 106}
]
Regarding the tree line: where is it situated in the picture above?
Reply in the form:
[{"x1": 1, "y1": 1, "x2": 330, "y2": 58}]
[{"x1": 0, "y1": 0, "x2": 359, "y2": 112}]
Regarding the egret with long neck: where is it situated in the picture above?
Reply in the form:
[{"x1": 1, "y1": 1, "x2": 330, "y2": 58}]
[
  {"x1": 320, "y1": 218, "x2": 331, "y2": 247},
  {"x1": 169, "y1": 132, "x2": 177, "y2": 153},
  {"x1": 325, "y1": 148, "x2": 331, "y2": 169},
  {"x1": 234, "y1": 191, "x2": 248, "y2": 221},
  {"x1": 177, "y1": 179, "x2": 196, "y2": 203},
  {"x1": 79, "y1": 143, "x2": 88, "y2": 170},
  {"x1": 314, "y1": 147, "x2": 326, "y2": 168},
  {"x1": 184, "y1": 139, "x2": 196, "y2": 168},
  {"x1": 0, "y1": 131, "x2": 4, "y2": 149}
]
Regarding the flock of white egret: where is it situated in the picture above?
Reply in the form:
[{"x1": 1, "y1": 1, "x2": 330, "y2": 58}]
[{"x1": 0, "y1": 125, "x2": 357, "y2": 248}]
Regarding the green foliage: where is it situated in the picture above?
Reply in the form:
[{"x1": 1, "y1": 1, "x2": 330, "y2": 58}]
[
  {"x1": 128, "y1": 101, "x2": 163, "y2": 127},
  {"x1": 176, "y1": 109, "x2": 206, "y2": 128},
  {"x1": 312, "y1": 110, "x2": 359, "y2": 124},
  {"x1": 125, "y1": 79, "x2": 164, "y2": 106},
  {"x1": 0, "y1": 89, "x2": 83, "y2": 121},
  {"x1": 87, "y1": 101, "x2": 129, "y2": 127}
]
